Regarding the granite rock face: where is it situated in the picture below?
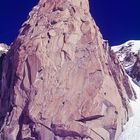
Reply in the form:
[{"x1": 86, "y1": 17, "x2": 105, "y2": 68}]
[{"x1": 0, "y1": 0, "x2": 134, "y2": 140}]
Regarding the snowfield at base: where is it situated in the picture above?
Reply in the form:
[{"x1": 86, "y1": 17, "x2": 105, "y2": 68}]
[{"x1": 118, "y1": 76, "x2": 140, "y2": 140}]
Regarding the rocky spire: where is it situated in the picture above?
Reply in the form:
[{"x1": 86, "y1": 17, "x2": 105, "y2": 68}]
[{"x1": 0, "y1": 0, "x2": 134, "y2": 139}]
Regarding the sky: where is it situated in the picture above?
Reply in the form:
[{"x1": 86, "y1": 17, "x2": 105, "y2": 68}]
[
  {"x1": 0, "y1": 0, "x2": 140, "y2": 46},
  {"x1": 90, "y1": 0, "x2": 140, "y2": 45},
  {"x1": 0, "y1": 0, "x2": 38, "y2": 45}
]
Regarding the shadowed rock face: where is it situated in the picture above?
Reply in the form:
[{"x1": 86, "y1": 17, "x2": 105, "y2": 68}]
[
  {"x1": 131, "y1": 51, "x2": 140, "y2": 82},
  {"x1": 0, "y1": 0, "x2": 134, "y2": 140}
]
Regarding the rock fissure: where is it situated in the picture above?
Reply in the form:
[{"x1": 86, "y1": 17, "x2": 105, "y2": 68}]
[{"x1": 76, "y1": 115, "x2": 104, "y2": 123}]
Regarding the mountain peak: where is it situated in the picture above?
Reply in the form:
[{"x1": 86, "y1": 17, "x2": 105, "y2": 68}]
[{"x1": 0, "y1": 1, "x2": 134, "y2": 140}]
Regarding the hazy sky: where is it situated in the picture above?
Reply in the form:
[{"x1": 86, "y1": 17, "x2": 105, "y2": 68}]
[{"x1": 0, "y1": 0, "x2": 140, "y2": 46}]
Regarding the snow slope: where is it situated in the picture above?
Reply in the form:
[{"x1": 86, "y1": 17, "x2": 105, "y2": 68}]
[{"x1": 118, "y1": 77, "x2": 140, "y2": 140}]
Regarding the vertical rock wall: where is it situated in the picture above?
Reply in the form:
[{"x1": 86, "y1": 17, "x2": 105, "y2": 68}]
[{"x1": 0, "y1": 0, "x2": 134, "y2": 139}]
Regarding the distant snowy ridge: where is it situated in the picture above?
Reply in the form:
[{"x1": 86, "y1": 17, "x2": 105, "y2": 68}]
[
  {"x1": 112, "y1": 40, "x2": 140, "y2": 54},
  {"x1": 111, "y1": 40, "x2": 140, "y2": 86},
  {"x1": 0, "y1": 43, "x2": 9, "y2": 53},
  {"x1": 111, "y1": 40, "x2": 140, "y2": 66}
]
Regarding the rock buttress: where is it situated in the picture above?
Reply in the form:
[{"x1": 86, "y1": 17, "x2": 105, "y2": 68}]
[{"x1": 0, "y1": 0, "x2": 134, "y2": 140}]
